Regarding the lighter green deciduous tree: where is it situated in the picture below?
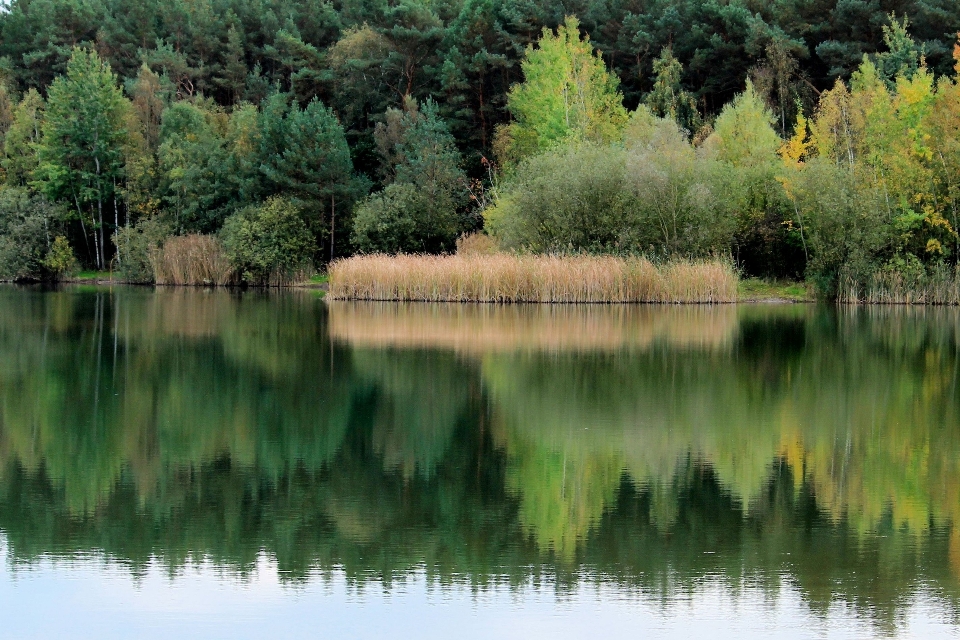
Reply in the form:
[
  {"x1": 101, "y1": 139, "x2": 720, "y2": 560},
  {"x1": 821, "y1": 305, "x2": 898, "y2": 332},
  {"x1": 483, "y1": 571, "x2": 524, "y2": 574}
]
[
  {"x1": 497, "y1": 16, "x2": 627, "y2": 165},
  {"x1": 34, "y1": 48, "x2": 128, "y2": 269}
]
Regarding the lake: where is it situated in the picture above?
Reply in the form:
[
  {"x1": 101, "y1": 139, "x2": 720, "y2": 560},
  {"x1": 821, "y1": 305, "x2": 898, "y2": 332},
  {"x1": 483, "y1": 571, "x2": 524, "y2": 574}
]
[{"x1": 0, "y1": 286, "x2": 958, "y2": 638}]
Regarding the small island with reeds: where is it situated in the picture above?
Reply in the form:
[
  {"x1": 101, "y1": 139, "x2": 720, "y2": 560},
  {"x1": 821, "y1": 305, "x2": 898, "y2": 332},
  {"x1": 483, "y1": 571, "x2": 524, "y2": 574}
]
[{"x1": 328, "y1": 253, "x2": 738, "y2": 303}]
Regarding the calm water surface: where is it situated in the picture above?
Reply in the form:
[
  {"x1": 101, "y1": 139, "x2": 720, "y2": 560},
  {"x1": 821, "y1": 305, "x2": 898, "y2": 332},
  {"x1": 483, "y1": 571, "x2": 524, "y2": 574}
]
[{"x1": 1, "y1": 286, "x2": 959, "y2": 638}]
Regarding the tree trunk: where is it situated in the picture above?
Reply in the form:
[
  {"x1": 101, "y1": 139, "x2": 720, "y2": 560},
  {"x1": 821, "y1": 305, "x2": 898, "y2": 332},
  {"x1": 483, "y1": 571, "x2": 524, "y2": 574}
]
[
  {"x1": 113, "y1": 178, "x2": 121, "y2": 265},
  {"x1": 91, "y1": 206, "x2": 101, "y2": 271},
  {"x1": 330, "y1": 195, "x2": 336, "y2": 263},
  {"x1": 73, "y1": 192, "x2": 92, "y2": 264},
  {"x1": 95, "y1": 157, "x2": 105, "y2": 270},
  {"x1": 97, "y1": 198, "x2": 105, "y2": 270}
]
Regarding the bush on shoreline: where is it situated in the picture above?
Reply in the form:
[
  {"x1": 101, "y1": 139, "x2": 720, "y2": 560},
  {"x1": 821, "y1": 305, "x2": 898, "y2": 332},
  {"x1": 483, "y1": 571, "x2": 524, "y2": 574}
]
[
  {"x1": 221, "y1": 197, "x2": 316, "y2": 286},
  {"x1": 486, "y1": 114, "x2": 735, "y2": 259},
  {"x1": 0, "y1": 188, "x2": 68, "y2": 281},
  {"x1": 113, "y1": 217, "x2": 172, "y2": 284}
]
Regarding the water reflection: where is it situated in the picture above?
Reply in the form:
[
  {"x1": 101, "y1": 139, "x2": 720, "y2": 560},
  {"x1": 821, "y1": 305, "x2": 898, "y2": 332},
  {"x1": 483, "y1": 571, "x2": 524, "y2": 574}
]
[{"x1": 1, "y1": 287, "x2": 960, "y2": 632}]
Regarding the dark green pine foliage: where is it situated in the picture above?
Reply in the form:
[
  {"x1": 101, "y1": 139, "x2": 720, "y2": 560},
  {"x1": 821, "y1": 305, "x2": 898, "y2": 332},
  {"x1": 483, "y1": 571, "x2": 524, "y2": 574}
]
[
  {"x1": 258, "y1": 93, "x2": 368, "y2": 261},
  {"x1": 439, "y1": 0, "x2": 517, "y2": 156},
  {"x1": 1, "y1": 0, "x2": 958, "y2": 162},
  {"x1": 352, "y1": 98, "x2": 469, "y2": 254}
]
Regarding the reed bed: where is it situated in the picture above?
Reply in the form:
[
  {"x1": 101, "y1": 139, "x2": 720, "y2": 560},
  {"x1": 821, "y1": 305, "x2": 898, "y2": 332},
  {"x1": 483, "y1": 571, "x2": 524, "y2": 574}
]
[
  {"x1": 328, "y1": 254, "x2": 738, "y2": 303},
  {"x1": 328, "y1": 302, "x2": 738, "y2": 353},
  {"x1": 839, "y1": 266, "x2": 960, "y2": 305},
  {"x1": 150, "y1": 234, "x2": 235, "y2": 286}
]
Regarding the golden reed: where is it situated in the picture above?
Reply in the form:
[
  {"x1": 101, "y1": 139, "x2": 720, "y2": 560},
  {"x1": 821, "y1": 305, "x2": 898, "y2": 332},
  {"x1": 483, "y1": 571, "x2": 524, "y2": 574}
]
[
  {"x1": 151, "y1": 235, "x2": 235, "y2": 286},
  {"x1": 328, "y1": 254, "x2": 738, "y2": 303}
]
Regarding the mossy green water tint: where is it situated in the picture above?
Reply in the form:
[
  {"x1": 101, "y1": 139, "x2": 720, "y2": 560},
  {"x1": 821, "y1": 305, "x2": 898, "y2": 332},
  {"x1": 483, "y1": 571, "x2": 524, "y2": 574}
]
[{"x1": 0, "y1": 287, "x2": 959, "y2": 635}]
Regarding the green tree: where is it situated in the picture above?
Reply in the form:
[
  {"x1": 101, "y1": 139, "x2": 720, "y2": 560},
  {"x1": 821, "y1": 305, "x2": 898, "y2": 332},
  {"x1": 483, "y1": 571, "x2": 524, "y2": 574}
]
[
  {"x1": 322, "y1": 24, "x2": 395, "y2": 140},
  {"x1": 157, "y1": 100, "x2": 260, "y2": 233},
  {"x1": 221, "y1": 196, "x2": 316, "y2": 285},
  {"x1": 128, "y1": 64, "x2": 167, "y2": 152},
  {"x1": 2, "y1": 89, "x2": 44, "y2": 187},
  {"x1": 644, "y1": 46, "x2": 701, "y2": 133},
  {"x1": 497, "y1": 16, "x2": 627, "y2": 165},
  {"x1": 34, "y1": 48, "x2": 128, "y2": 270},
  {"x1": 873, "y1": 14, "x2": 923, "y2": 88},
  {"x1": 706, "y1": 80, "x2": 781, "y2": 168},
  {"x1": 353, "y1": 98, "x2": 468, "y2": 254},
  {"x1": 0, "y1": 81, "x2": 14, "y2": 154},
  {"x1": 258, "y1": 94, "x2": 365, "y2": 262},
  {"x1": 705, "y1": 81, "x2": 795, "y2": 276},
  {"x1": 40, "y1": 234, "x2": 78, "y2": 278},
  {"x1": 438, "y1": 0, "x2": 516, "y2": 153}
]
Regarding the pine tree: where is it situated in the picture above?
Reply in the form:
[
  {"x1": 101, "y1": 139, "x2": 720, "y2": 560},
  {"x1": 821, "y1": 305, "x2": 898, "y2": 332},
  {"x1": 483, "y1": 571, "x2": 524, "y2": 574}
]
[
  {"x1": 644, "y1": 46, "x2": 700, "y2": 133},
  {"x1": 259, "y1": 94, "x2": 364, "y2": 261}
]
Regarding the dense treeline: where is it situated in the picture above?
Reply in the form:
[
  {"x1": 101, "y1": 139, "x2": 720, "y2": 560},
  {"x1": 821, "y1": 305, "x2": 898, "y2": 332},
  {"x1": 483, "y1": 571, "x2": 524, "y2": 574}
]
[
  {"x1": 485, "y1": 18, "x2": 960, "y2": 298},
  {"x1": 0, "y1": 1, "x2": 958, "y2": 293}
]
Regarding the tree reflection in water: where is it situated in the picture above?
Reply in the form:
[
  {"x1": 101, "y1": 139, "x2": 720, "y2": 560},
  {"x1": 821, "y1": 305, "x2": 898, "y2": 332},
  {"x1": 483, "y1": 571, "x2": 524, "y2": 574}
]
[{"x1": 0, "y1": 287, "x2": 959, "y2": 632}]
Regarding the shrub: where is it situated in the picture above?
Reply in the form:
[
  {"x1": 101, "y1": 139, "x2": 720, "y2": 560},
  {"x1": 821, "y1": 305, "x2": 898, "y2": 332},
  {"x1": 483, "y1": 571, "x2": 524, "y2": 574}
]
[
  {"x1": 41, "y1": 236, "x2": 79, "y2": 278},
  {"x1": 221, "y1": 196, "x2": 315, "y2": 285},
  {"x1": 113, "y1": 217, "x2": 172, "y2": 283},
  {"x1": 352, "y1": 182, "x2": 469, "y2": 254},
  {"x1": 791, "y1": 159, "x2": 890, "y2": 296},
  {"x1": 485, "y1": 143, "x2": 631, "y2": 252},
  {"x1": 0, "y1": 188, "x2": 64, "y2": 281},
  {"x1": 354, "y1": 99, "x2": 470, "y2": 254},
  {"x1": 485, "y1": 132, "x2": 732, "y2": 258},
  {"x1": 623, "y1": 114, "x2": 734, "y2": 257}
]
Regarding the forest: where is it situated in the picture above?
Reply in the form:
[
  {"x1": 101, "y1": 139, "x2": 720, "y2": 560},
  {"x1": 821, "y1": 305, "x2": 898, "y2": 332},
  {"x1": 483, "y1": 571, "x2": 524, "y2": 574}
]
[{"x1": 0, "y1": 0, "x2": 959, "y2": 297}]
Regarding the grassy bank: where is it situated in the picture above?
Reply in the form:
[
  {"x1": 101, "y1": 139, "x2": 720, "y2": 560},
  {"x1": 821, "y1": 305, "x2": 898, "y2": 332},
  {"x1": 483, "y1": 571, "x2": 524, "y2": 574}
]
[
  {"x1": 738, "y1": 279, "x2": 812, "y2": 303},
  {"x1": 328, "y1": 254, "x2": 738, "y2": 303}
]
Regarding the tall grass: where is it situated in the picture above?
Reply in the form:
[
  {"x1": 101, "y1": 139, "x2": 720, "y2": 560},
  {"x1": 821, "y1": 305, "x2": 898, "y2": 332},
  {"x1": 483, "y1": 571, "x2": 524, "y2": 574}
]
[
  {"x1": 455, "y1": 232, "x2": 499, "y2": 256},
  {"x1": 838, "y1": 264, "x2": 960, "y2": 305},
  {"x1": 328, "y1": 254, "x2": 738, "y2": 303},
  {"x1": 150, "y1": 235, "x2": 235, "y2": 286}
]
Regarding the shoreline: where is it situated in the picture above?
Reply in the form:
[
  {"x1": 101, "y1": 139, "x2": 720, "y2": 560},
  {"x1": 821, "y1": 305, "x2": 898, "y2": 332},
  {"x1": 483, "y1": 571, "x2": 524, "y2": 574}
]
[
  {"x1": 21, "y1": 279, "x2": 960, "y2": 305},
  {"x1": 0, "y1": 275, "x2": 824, "y2": 304},
  {"x1": 2, "y1": 274, "x2": 332, "y2": 292}
]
